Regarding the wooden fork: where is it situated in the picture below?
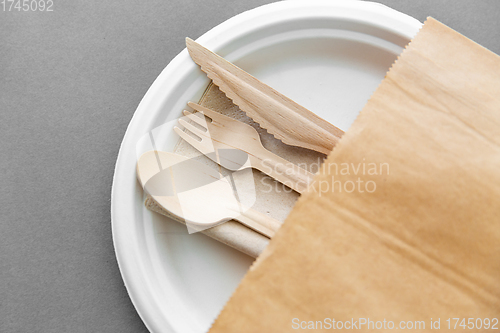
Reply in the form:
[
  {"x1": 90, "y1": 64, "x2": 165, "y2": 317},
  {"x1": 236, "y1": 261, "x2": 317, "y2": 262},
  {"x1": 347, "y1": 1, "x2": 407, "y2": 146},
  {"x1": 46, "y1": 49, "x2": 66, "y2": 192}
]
[{"x1": 174, "y1": 102, "x2": 315, "y2": 194}]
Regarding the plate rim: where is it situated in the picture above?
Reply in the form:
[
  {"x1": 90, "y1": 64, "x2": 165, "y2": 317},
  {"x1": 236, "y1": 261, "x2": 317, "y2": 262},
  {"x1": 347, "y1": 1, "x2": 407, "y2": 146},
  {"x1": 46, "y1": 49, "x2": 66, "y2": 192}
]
[{"x1": 111, "y1": 1, "x2": 422, "y2": 332}]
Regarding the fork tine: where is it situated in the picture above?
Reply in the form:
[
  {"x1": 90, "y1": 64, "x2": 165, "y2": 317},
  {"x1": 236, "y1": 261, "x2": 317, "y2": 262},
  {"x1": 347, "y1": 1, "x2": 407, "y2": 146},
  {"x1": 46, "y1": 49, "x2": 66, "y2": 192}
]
[
  {"x1": 178, "y1": 118, "x2": 208, "y2": 139},
  {"x1": 187, "y1": 102, "x2": 228, "y2": 122},
  {"x1": 182, "y1": 109, "x2": 208, "y2": 128},
  {"x1": 174, "y1": 126, "x2": 210, "y2": 154}
]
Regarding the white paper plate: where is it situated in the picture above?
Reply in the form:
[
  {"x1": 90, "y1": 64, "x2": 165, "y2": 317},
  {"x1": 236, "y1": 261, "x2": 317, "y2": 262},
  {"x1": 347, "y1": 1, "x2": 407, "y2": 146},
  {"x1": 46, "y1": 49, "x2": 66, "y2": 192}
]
[{"x1": 111, "y1": 1, "x2": 422, "y2": 332}]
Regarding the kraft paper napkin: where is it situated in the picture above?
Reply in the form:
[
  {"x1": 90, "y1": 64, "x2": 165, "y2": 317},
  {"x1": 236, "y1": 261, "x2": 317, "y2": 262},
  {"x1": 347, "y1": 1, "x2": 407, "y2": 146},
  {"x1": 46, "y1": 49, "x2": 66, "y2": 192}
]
[
  {"x1": 208, "y1": 18, "x2": 500, "y2": 332},
  {"x1": 145, "y1": 83, "x2": 325, "y2": 258}
]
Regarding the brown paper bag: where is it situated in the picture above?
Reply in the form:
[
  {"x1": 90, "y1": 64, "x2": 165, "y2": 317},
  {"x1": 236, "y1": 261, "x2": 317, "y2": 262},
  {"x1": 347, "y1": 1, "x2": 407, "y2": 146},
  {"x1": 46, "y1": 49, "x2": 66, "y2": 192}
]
[{"x1": 209, "y1": 18, "x2": 500, "y2": 333}]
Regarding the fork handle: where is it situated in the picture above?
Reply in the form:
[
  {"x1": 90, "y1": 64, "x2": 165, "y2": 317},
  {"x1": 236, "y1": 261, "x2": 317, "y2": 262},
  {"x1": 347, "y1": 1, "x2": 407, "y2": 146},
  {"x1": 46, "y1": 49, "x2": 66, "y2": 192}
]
[
  {"x1": 235, "y1": 208, "x2": 281, "y2": 238},
  {"x1": 250, "y1": 148, "x2": 316, "y2": 194}
]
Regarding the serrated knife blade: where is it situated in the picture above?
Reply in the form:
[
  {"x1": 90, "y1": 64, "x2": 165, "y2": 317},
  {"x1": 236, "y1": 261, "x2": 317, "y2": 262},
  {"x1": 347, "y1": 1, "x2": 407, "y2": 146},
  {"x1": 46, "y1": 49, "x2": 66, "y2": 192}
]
[{"x1": 185, "y1": 38, "x2": 344, "y2": 155}]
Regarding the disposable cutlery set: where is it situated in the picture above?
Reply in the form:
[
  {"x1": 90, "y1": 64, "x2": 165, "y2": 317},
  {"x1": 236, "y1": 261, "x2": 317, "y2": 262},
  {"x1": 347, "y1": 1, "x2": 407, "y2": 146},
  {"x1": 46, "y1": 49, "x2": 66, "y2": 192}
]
[
  {"x1": 127, "y1": 11, "x2": 500, "y2": 332},
  {"x1": 137, "y1": 38, "x2": 343, "y2": 237}
]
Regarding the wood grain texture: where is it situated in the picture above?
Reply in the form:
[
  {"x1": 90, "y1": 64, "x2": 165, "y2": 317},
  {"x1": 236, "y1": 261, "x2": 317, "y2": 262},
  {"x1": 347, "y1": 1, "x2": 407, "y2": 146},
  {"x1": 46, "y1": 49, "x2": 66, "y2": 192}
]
[
  {"x1": 137, "y1": 151, "x2": 281, "y2": 238},
  {"x1": 144, "y1": 83, "x2": 325, "y2": 258},
  {"x1": 175, "y1": 102, "x2": 315, "y2": 193},
  {"x1": 186, "y1": 38, "x2": 345, "y2": 155}
]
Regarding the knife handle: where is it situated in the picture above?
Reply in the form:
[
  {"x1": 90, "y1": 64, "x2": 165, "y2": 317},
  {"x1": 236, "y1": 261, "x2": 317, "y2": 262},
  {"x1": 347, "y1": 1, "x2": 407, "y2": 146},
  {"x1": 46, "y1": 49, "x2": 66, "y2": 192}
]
[{"x1": 249, "y1": 147, "x2": 316, "y2": 194}]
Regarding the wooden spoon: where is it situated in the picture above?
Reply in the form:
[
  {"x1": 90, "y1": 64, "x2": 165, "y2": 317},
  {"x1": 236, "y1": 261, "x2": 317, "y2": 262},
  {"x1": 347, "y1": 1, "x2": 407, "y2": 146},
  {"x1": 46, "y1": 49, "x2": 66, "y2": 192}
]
[{"x1": 136, "y1": 150, "x2": 281, "y2": 238}]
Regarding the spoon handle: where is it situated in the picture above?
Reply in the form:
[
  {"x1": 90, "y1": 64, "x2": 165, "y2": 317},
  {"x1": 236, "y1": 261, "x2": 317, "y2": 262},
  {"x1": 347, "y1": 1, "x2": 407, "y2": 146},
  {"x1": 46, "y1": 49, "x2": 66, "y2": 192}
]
[{"x1": 235, "y1": 208, "x2": 281, "y2": 238}]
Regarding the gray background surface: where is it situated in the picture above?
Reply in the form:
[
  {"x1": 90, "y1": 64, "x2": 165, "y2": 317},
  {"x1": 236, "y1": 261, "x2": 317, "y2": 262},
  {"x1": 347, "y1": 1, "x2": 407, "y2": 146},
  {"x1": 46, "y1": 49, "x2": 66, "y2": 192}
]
[{"x1": 1, "y1": 0, "x2": 499, "y2": 332}]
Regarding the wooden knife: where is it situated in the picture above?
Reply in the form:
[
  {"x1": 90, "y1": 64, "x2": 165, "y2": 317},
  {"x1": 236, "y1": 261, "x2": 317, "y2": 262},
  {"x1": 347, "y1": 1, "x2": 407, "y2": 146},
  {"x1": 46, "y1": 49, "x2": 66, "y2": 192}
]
[{"x1": 185, "y1": 38, "x2": 345, "y2": 155}]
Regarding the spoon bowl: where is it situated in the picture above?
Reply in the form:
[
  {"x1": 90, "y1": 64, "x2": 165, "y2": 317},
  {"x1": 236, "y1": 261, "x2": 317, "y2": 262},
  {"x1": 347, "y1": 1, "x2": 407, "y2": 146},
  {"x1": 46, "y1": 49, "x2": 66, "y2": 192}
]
[{"x1": 137, "y1": 151, "x2": 281, "y2": 237}]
